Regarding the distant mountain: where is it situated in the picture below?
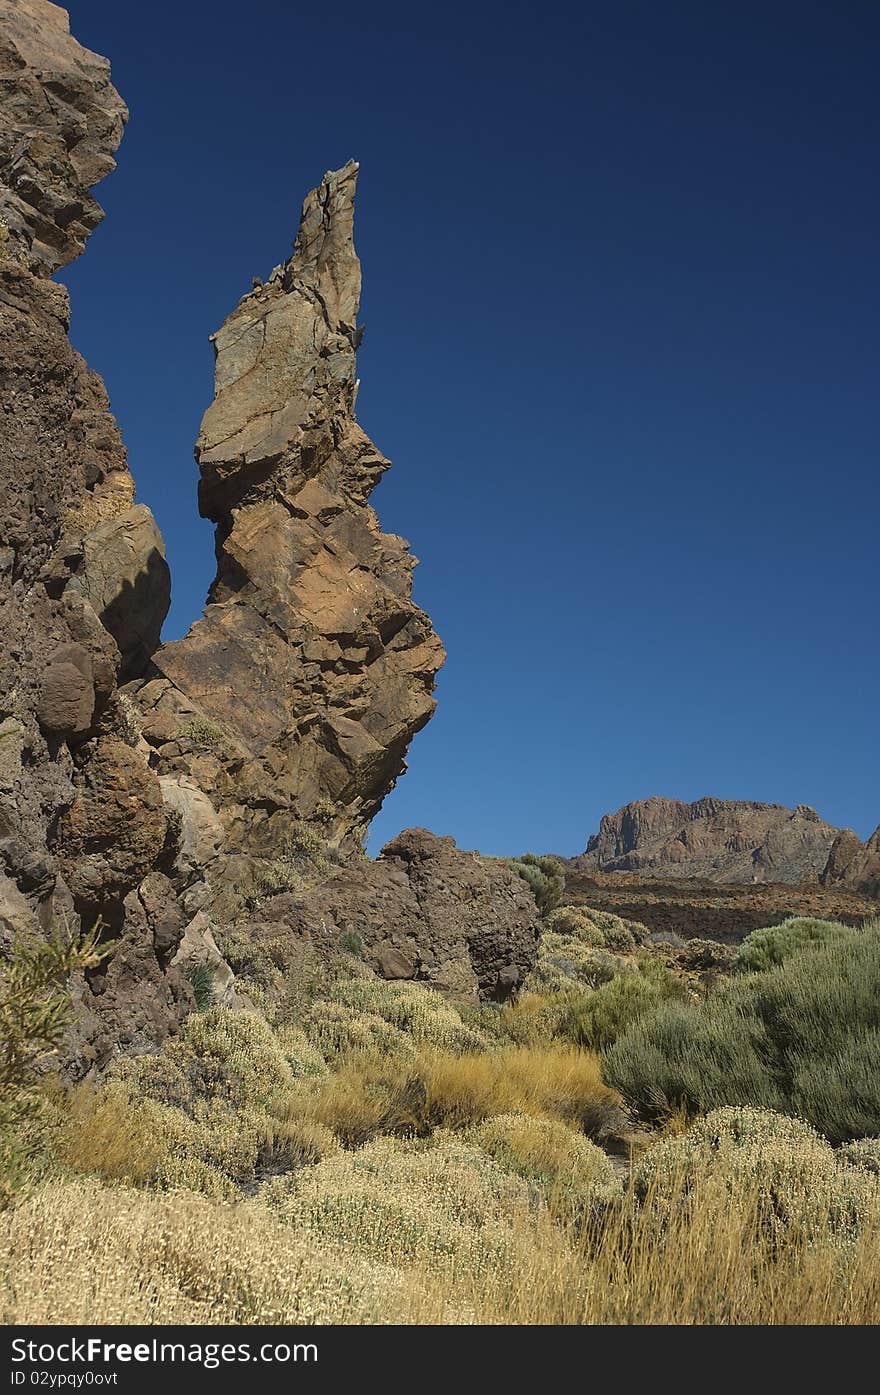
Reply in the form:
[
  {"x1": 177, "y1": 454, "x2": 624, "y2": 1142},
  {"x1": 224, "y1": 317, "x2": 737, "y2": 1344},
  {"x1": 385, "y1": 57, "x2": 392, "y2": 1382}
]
[
  {"x1": 821, "y1": 826, "x2": 880, "y2": 900},
  {"x1": 574, "y1": 796, "x2": 843, "y2": 885}
]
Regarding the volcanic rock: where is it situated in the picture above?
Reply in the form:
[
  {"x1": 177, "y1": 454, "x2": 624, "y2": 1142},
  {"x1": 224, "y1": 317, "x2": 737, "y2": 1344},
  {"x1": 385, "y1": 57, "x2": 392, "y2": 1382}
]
[
  {"x1": 577, "y1": 796, "x2": 842, "y2": 884},
  {"x1": 0, "y1": 2, "x2": 178, "y2": 1058},
  {"x1": 0, "y1": 0, "x2": 128, "y2": 274},
  {"x1": 137, "y1": 161, "x2": 445, "y2": 856},
  {"x1": 821, "y1": 826, "x2": 880, "y2": 900},
  {"x1": 285, "y1": 828, "x2": 540, "y2": 1001}
]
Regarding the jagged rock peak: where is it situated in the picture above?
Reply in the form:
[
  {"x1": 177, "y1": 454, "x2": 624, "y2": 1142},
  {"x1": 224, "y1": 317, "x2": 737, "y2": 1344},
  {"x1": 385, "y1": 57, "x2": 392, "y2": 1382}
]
[
  {"x1": 821, "y1": 824, "x2": 880, "y2": 900},
  {"x1": 0, "y1": 1, "x2": 128, "y2": 274},
  {"x1": 139, "y1": 162, "x2": 445, "y2": 855},
  {"x1": 576, "y1": 795, "x2": 843, "y2": 885},
  {"x1": 196, "y1": 160, "x2": 366, "y2": 520}
]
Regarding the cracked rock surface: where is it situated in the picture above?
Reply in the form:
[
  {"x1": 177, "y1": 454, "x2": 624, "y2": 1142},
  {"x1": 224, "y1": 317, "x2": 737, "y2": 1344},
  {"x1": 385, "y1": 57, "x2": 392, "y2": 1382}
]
[{"x1": 136, "y1": 162, "x2": 445, "y2": 858}]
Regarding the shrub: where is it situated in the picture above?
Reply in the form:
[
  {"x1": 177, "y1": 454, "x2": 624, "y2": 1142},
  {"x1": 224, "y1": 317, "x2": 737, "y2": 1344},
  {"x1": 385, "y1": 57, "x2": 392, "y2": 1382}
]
[
  {"x1": 733, "y1": 916, "x2": 852, "y2": 974},
  {"x1": 322, "y1": 978, "x2": 490, "y2": 1055},
  {"x1": 504, "y1": 854, "x2": 565, "y2": 915},
  {"x1": 176, "y1": 715, "x2": 228, "y2": 752},
  {"x1": 338, "y1": 930, "x2": 364, "y2": 957},
  {"x1": 466, "y1": 1113, "x2": 621, "y2": 1220},
  {"x1": 840, "y1": 1139, "x2": 880, "y2": 1174},
  {"x1": 543, "y1": 906, "x2": 605, "y2": 946},
  {"x1": 263, "y1": 1132, "x2": 534, "y2": 1279},
  {"x1": 633, "y1": 1106, "x2": 880, "y2": 1247},
  {"x1": 0, "y1": 925, "x2": 110, "y2": 1206},
  {"x1": 605, "y1": 920, "x2": 880, "y2": 1141},
  {"x1": 558, "y1": 963, "x2": 686, "y2": 1051},
  {"x1": 525, "y1": 933, "x2": 625, "y2": 996}
]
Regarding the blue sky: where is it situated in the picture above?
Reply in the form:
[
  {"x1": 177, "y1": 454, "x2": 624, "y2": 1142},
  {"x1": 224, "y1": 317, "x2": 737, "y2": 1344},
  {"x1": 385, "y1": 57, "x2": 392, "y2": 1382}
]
[{"x1": 61, "y1": 1, "x2": 879, "y2": 853}]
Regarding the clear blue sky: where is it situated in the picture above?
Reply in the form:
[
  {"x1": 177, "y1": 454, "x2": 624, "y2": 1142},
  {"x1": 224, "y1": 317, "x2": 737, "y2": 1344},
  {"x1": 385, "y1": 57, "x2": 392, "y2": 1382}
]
[{"x1": 61, "y1": 0, "x2": 879, "y2": 855}]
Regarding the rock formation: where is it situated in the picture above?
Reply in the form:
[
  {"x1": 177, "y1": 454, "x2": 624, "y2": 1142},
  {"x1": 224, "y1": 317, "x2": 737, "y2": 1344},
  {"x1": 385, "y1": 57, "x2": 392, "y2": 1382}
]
[
  {"x1": 287, "y1": 829, "x2": 540, "y2": 1002},
  {"x1": 821, "y1": 825, "x2": 880, "y2": 900},
  {"x1": 576, "y1": 797, "x2": 842, "y2": 884},
  {"x1": 0, "y1": 1, "x2": 181, "y2": 1061},
  {"x1": 132, "y1": 160, "x2": 445, "y2": 857},
  {"x1": 0, "y1": 5, "x2": 535, "y2": 1075}
]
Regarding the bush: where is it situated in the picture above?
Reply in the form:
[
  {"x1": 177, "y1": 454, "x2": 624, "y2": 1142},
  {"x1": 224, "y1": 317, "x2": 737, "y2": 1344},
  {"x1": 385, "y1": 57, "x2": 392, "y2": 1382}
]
[
  {"x1": 839, "y1": 1138, "x2": 880, "y2": 1174},
  {"x1": 605, "y1": 920, "x2": 880, "y2": 1141},
  {"x1": 633, "y1": 1106, "x2": 880, "y2": 1247},
  {"x1": 0, "y1": 925, "x2": 110, "y2": 1206},
  {"x1": 733, "y1": 916, "x2": 852, "y2": 974},
  {"x1": 338, "y1": 931, "x2": 364, "y2": 957},
  {"x1": 558, "y1": 963, "x2": 686, "y2": 1051},
  {"x1": 466, "y1": 1113, "x2": 621, "y2": 1220},
  {"x1": 505, "y1": 854, "x2": 565, "y2": 915}
]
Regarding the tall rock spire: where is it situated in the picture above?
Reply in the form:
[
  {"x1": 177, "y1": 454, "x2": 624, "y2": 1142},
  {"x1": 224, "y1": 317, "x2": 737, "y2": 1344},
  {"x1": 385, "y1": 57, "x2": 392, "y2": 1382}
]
[{"x1": 138, "y1": 163, "x2": 445, "y2": 854}]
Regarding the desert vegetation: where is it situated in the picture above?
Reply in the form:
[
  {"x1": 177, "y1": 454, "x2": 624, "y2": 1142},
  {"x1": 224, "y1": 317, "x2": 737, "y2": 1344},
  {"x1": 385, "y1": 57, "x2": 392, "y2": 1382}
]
[{"x1": 2, "y1": 907, "x2": 880, "y2": 1325}]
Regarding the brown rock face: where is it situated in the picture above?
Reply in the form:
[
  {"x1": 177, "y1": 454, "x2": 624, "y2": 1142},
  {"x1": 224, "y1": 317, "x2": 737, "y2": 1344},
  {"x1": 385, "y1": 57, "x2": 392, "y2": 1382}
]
[
  {"x1": 576, "y1": 797, "x2": 842, "y2": 884},
  {"x1": 286, "y1": 829, "x2": 540, "y2": 1001},
  {"x1": 0, "y1": 2, "x2": 182, "y2": 1061},
  {"x1": 137, "y1": 162, "x2": 445, "y2": 854},
  {"x1": 0, "y1": 0, "x2": 128, "y2": 274},
  {"x1": 821, "y1": 826, "x2": 880, "y2": 900}
]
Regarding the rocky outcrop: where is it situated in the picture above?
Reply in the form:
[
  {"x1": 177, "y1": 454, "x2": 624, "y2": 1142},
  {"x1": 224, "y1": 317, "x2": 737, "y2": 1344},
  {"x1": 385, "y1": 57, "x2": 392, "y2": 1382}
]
[
  {"x1": 821, "y1": 826, "x2": 880, "y2": 900},
  {"x1": 0, "y1": 0, "x2": 128, "y2": 274},
  {"x1": 67, "y1": 505, "x2": 170, "y2": 679},
  {"x1": 273, "y1": 829, "x2": 540, "y2": 1001},
  {"x1": 576, "y1": 797, "x2": 842, "y2": 884},
  {"x1": 133, "y1": 162, "x2": 445, "y2": 857},
  {"x1": 0, "y1": 2, "x2": 179, "y2": 1063}
]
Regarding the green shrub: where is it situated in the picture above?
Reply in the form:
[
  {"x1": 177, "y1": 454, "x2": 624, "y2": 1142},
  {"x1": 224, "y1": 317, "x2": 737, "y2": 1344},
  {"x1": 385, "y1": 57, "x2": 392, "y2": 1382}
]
[
  {"x1": 0, "y1": 925, "x2": 110, "y2": 1206},
  {"x1": 505, "y1": 855, "x2": 565, "y2": 915},
  {"x1": 733, "y1": 916, "x2": 852, "y2": 974},
  {"x1": 185, "y1": 961, "x2": 216, "y2": 1012},
  {"x1": 338, "y1": 931, "x2": 364, "y2": 957},
  {"x1": 558, "y1": 963, "x2": 686, "y2": 1051},
  {"x1": 605, "y1": 920, "x2": 880, "y2": 1142}
]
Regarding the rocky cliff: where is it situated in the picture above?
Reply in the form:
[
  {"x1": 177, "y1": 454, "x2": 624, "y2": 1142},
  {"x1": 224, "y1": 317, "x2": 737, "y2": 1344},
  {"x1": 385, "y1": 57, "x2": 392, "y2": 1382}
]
[
  {"x1": 0, "y1": 0, "x2": 182, "y2": 1062},
  {"x1": 576, "y1": 796, "x2": 842, "y2": 884},
  {"x1": 0, "y1": 5, "x2": 535, "y2": 1068},
  {"x1": 132, "y1": 161, "x2": 445, "y2": 859},
  {"x1": 821, "y1": 825, "x2": 880, "y2": 900}
]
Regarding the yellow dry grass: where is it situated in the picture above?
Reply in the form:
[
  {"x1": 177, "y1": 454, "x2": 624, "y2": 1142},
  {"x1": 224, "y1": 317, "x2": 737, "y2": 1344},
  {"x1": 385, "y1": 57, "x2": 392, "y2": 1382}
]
[
  {"x1": 302, "y1": 1042, "x2": 627, "y2": 1145},
  {"x1": 4, "y1": 1156, "x2": 880, "y2": 1324}
]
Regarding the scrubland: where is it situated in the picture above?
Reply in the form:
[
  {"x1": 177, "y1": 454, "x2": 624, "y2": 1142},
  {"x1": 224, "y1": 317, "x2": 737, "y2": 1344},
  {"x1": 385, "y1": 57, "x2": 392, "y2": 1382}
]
[{"x1": 2, "y1": 906, "x2": 880, "y2": 1325}]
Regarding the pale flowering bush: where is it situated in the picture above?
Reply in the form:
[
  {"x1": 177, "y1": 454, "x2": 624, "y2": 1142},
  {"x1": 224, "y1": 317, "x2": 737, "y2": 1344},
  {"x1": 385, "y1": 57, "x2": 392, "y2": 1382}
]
[
  {"x1": 264, "y1": 1132, "x2": 534, "y2": 1277},
  {"x1": 324, "y1": 978, "x2": 491, "y2": 1055},
  {"x1": 0, "y1": 1178, "x2": 442, "y2": 1324},
  {"x1": 466, "y1": 1112, "x2": 622, "y2": 1215},
  {"x1": 634, "y1": 1106, "x2": 880, "y2": 1245},
  {"x1": 839, "y1": 1138, "x2": 880, "y2": 1174},
  {"x1": 303, "y1": 999, "x2": 416, "y2": 1063}
]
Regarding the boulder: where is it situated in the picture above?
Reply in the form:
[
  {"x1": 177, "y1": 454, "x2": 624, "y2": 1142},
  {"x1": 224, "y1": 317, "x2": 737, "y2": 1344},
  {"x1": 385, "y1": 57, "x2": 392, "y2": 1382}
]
[
  {"x1": 286, "y1": 828, "x2": 540, "y2": 1002},
  {"x1": 55, "y1": 738, "x2": 167, "y2": 910}
]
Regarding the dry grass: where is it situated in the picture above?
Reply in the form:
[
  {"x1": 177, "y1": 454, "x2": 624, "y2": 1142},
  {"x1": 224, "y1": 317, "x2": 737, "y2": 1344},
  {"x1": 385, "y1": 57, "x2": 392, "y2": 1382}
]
[
  {"x1": 4, "y1": 1149, "x2": 880, "y2": 1324},
  {"x1": 303, "y1": 1043, "x2": 629, "y2": 1146},
  {"x1": 52, "y1": 1083, "x2": 166, "y2": 1186}
]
